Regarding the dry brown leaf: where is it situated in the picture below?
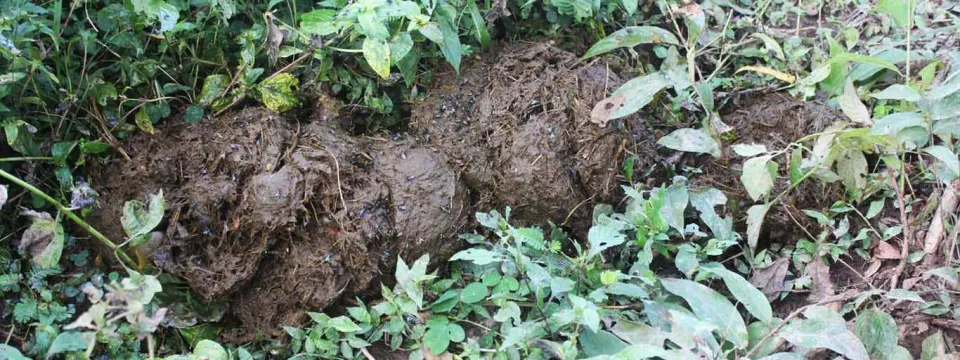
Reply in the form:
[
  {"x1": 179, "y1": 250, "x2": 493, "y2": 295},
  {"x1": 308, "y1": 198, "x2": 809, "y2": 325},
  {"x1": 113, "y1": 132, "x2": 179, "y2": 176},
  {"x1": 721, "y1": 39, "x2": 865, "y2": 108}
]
[
  {"x1": 806, "y1": 256, "x2": 835, "y2": 303},
  {"x1": 736, "y1": 66, "x2": 797, "y2": 83},
  {"x1": 422, "y1": 345, "x2": 453, "y2": 360},
  {"x1": 874, "y1": 241, "x2": 902, "y2": 260},
  {"x1": 863, "y1": 260, "x2": 882, "y2": 279},
  {"x1": 750, "y1": 257, "x2": 790, "y2": 300},
  {"x1": 590, "y1": 96, "x2": 625, "y2": 127}
]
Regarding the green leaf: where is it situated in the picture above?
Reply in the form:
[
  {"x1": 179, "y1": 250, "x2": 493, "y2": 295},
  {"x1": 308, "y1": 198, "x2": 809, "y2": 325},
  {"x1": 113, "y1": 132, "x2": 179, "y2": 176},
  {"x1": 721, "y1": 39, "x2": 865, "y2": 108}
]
[
  {"x1": 605, "y1": 72, "x2": 670, "y2": 119},
  {"x1": 854, "y1": 309, "x2": 900, "y2": 360},
  {"x1": 198, "y1": 74, "x2": 229, "y2": 106},
  {"x1": 450, "y1": 248, "x2": 506, "y2": 265},
  {"x1": 924, "y1": 146, "x2": 959, "y2": 178},
  {"x1": 872, "y1": 84, "x2": 921, "y2": 102},
  {"x1": 300, "y1": 9, "x2": 338, "y2": 36},
  {"x1": 436, "y1": 20, "x2": 462, "y2": 74},
  {"x1": 838, "y1": 78, "x2": 871, "y2": 125},
  {"x1": 660, "y1": 278, "x2": 748, "y2": 348},
  {"x1": 751, "y1": 33, "x2": 785, "y2": 61},
  {"x1": 135, "y1": 107, "x2": 155, "y2": 135},
  {"x1": 80, "y1": 140, "x2": 111, "y2": 154},
  {"x1": 621, "y1": 0, "x2": 638, "y2": 16},
  {"x1": 749, "y1": 320, "x2": 785, "y2": 358},
  {"x1": 876, "y1": 0, "x2": 914, "y2": 29},
  {"x1": 460, "y1": 283, "x2": 488, "y2": 304},
  {"x1": 257, "y1": 73, "x2": 300, "y2": 112},
  {"x1": 828, "y1": 52, "x2": 901, "y2": 75},
  {"x1": 659, "y1": 181, "x2": 688, "y2": 233},
  {"x1": 46, "y1": 332, "x2": 90, "y2": 359},
  {"x1": 358, "y1": 10, "x2": 389, "y2": 40},
  {"x1": 866, "y1": 200, "x2": 885, "y2": 219},
  {"x1": 0, "y1": 345, "x2": 29, "y2": 360},
  {"x1": 657, "y1": 128, "x2": 721, "y2": 158},
  {"x1": 701, "y1": 263, "x2": 773, "y2": 323},
  {"x1": 446, "y1": 323, "x2": 465, "y2": 342},
  {"x1": 121, "y1": 190, "x2": 166, "y2": 238},
  {"x1": 424, "y1": 325, "x2": 451, "y2": 355},
  {"x1": 465, "y1": 0, "x2": 490, "y2": 51},
  {"x1": 921, "y1": 331, "x2": 947, "y2": 360},
  {"x1": 328, "y1": 316, "x2": 361, "y2": 332},
  {"x1": 363, "y1": 37, "x2": 391, "y2": 79},
  {"x1": 184, "y1": 105, "x2": 204, "y2": 124},
  {"x1": 885, "y1": 288, "x2": 924, "y2": 302},
  {"x1": 580, "y1": 27, "x2": 679, "y2": 61},
  {"x1": 780, "y1": 306, "x2": 868, "y2": 360},
  {"x1": 587, "y1": 224, "x2": 626, "y2": 258},
  {"x1": 580, "y1": 330, "x2": 628, "y2": 357},
  {"x1": 732, "y1": 143, "x2": 767, "y2": 157},
  {"x1": 675, "y1": 245, "x2": 698, "y2": 277},
  {"x1": 389, "y1": 33, "x2": 414, "y2": 65},
  {"x1": 837, "y1": 149, "x2": 868, "y2": 191},
  {"x1": 925, "y1": 267, "x2": 958, "y2": 285},
  {"x1": 193, "y1": 340, "x2": 228, "y2": 360},
  {"x1": 19, "y1": 211, "x2": 65, "y2": 269},
  {"x1": 741, "y1": 155, "x2": 775, "y2": 201}
]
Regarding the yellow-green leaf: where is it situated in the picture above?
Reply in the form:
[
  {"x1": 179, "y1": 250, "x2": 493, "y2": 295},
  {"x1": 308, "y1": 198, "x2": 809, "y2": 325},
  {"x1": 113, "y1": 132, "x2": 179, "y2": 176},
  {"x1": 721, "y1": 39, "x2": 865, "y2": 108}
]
[{"x1": 363, "y1": 37, "x2": 391, "y2": 79}]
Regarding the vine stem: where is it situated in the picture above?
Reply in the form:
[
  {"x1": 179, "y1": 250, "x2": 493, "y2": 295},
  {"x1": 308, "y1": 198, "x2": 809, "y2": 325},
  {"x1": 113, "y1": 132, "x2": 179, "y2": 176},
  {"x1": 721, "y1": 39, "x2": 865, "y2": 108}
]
[{"x1": 0, "y1": 168, "x2": 135, "y2": 267}]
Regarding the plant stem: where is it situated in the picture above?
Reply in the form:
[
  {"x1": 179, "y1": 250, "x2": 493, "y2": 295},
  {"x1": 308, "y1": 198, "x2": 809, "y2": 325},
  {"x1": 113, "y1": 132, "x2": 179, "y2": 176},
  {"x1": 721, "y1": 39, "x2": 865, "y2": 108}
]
[
  {"x1": 0, "y1": 157, "x2": 54, "y2": 162},
  {"x1": 0, "y1": 168, "x2": 135, "y2": 266}
]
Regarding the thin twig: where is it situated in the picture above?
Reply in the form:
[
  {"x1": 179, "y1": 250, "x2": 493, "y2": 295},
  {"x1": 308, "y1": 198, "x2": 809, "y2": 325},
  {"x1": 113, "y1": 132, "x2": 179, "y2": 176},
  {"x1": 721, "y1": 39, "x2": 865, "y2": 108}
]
[
  {"x1": 359, "y1": 347, "x2": 376, "y2": 360},
  {"x1": 887, "y1": 168, "x2": 912, "y2": 290}
]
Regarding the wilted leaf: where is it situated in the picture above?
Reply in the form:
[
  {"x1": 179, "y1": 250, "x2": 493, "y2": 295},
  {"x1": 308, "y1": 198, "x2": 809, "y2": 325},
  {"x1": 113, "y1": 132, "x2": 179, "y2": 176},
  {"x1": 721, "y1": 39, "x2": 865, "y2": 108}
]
[
  {"x1": 121, "y1": 190, "x2": 166, "y2": 239},
  {"x1": 736, "y1": 66, "x2": 796, "y2": 83},
  {"x1": 780, "y1": 306, "x2": 869, "y2": 360},
  {"x1": 257, "y1": 73, "x2": 300, "y2": 112},
  {"x1": 806, "y1": 256, "x2": 835, "y2": 302},
  {"x1": 606, "y1": 73, "x2": 670, "y2": 120},
  {"x1": 580, "y1": 27, "x2": 679, "y2": 60},
  {"x1": 701, "y1": 262, "x2": 773, "y2": 323},
  {"x1": 839, "y1": 79, "x2": 872, "y2": 125},
  {"x1": 19, "y1": 210, "x2": 64, "y2": 269},
  {"x1": 732, "y1": 143, "x2": 768, "y2": 157},
  {"x1": 363, "y1": 37, "x2": 391, "y2": 79},
  {"x1": 874, "y1": 241, "x2": 902, "y2": 259},
  {"x1": 746, "y1": 204, "x2": 770, "y2": 250},
  {"x1": 750, "y1": 257, "x2": 789, "y2": 300},
  {"x1": 854, "y1": 309, "x2": 901, "y2": 360},
  {"x1": 661, "y1": 278, "x2": 748, "y2": 348},
  {"x1": 741, "y1": 156, "x2": 775, "y2": 201},
  {"x1": 657, "y1": 128, "x2": 721, "y2": 158},
  {"x1": 591, "y1": 97, "x2": 625, "y2": 127},
  {"x1": 198, "y1": 74, "x2": 229, "y2": 106}
]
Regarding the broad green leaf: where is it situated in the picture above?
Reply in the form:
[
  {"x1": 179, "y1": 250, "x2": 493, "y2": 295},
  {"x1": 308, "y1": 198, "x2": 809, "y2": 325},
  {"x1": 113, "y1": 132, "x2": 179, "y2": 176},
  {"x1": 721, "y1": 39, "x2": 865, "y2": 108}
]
[
  {"x1": 921, "y1": 331, "x2": 946, "y2": 360},
  {"x1": 872, "y1": 84, "x2": 921, "y2": 102},
  {"x1": 300, "y1": 9, "x2": 338, "y2": 36},
  {"x1": 876, "y1": 0, "x2": 914, "y2": 29},
  {"x1": 363, "y1": 37, "x2": 391, "y2": 79},
  {"x1": 329, "y1": 316, "x2": 361, "y2": 332},
  {"x1": 0, "y1": 345, "x2": 29, "y2": 360},
  {"x1": 450, "y1": 248, "x2": 506, "y2": 265},
  {"x1": 193, "y1": 340, "x2": 228, "y2": 360},
  {"x1": 257, "y1": 73, "x2": 300, "y2": 112},
  {"x1": 581, "y1": 330, "x2": 628, "y2": 357},
  {"x1": 621, "y1": 0, "x2": 638, "y2": 16},
  {"x1": 701, "y1": 263, "x2": 773, "y2": 323},
  {"x1": 690, "y1": 188, "x2": 733, "y2": 241},
  {"x1": 780, "y1": 306, "x2": 868, "y2": 360},
  {"x1": 828, "y1": 52, "x2": 901, "y2": 74},
  {"x1": 732, "y1": 143, "x2": 767, "y2": 157},
  {"x1": 432, "y1": 13, "x2": 462, "y2": 74},
  {"x1": 46, "y1": 332, "x2": 90, "y2": 359},
  {"x1": 837, "y1": 149, "x2": 868, "y2": 191},
  {"x1": 460, "y1": 283, "x2": 488, "y2": 304},
  {"x1": 866, "y1": 200, "x2": 885, "y2": 219},
  {"x1": 886, "y1": 288, "x2": 924, "y2": 302},
  {"x1": 757, "y1": 353, "x2": 805, "y2": 360},
  {"x1": 675, "y1": 245, "x2": 698, "y2": 277},
  {"x1": 871, "y1": 112, "x2": 926, "y2": 136},
  {"x1": 741, "y1": 155, "x2": 775, "y2": 201},
  {"x1": 121, "y1": 190, "x2": 166, "y2": 238},
  {"x1": 587, "y1": 224, "x2": 626, "y2": 258},
  {"x1": 746, "y1": 204, "x2": 770, "y2": 251},
  {"x1": 465, "y1": 0, "x2": 490, "y2": 51},
  {"x1": 493, "y1": 301, "x2": 521, "y2": 325},
  {"x1": 358, "y1": 10, "x2": 389, "y2": 39},
  {"x1": 751, "y1": 33, "x2": 785, "y2": 60},
  {"x1": 660, "y1": 278, "x2": 748, "y2": 348},
  {"x1": 396, "y1": 255, "x2": 431, "y2": 308},
  {"x1": 657, "y1": 128, "x2": 721, "y2": 158},
  {"x1": 580, "y1": 27, "x2": 679, "y2": 60},
  {"x1": 184, "y1": 105, "x2": 204, "y2": 124},
  {"x1": 925, "y1": 267, "x2": 958, "y2": 285},
  {"x1": 854, "y1": 309, "x2": 900, "y2": 360},
  {"x1": 606, "y1": 72, "x2": 670, "y2": 119},
  {"x1": 583, "y1": 344, "x2": 665, "y2": 360},
  {"x1": 389, "y1": 33, "x2": 414, "y2": 64},
  {"x1": 923, "y1": 146, "x2": 959, "y2": 178},
  {"x1": 447, "y1": 323, "x2": 465, "y2": 342},
  {"x1": 749, "y1": 319, "x2": 785, "y2": 358}
]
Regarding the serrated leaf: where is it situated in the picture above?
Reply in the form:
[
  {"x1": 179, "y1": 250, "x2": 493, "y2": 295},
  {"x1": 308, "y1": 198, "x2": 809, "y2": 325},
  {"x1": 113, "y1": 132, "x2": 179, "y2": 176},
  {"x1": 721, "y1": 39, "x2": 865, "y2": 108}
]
[
  {"x1": 602, "y1": 72, "x2": 670, "y2": 120},
  {"x1": 746, "y1": 204, "x2": 770, "y2": 251},
  {"x1": 854, "y1": 309, "x2": 900, "y2": 360},
  {"x1": 257, "y1": 73, "x2": 300, "y2": 112},
  {"x1": 580, "y1": 26, "x2": 679, "y2": 60},
  {"x1": 741, "y1": 155, "x2": 775, "y2": 201},
  {"x1": 732, "y1": 143, "x2": 768, "y2": 157},
  {"x1": 363, "y1": 37, "x2": 391, "y2": 79},
  {"x1": 701, "y1": 263, "x2": 773, "y2": 323},
  {"x1": 661, "y1": 278, "x2": 748, "y2": 348},
  {"x1": 872, "y1": 84, "x2": 921, "y2": 102},
  {"x1": 780, "y1": 306, "x2": 868, "y2": 360},
  {"x1": 658, "y1": 128, "x2": 721, "y2": 157},
  {"x1": 122, "y1": 190, "x2": 165, "y2": 239}
]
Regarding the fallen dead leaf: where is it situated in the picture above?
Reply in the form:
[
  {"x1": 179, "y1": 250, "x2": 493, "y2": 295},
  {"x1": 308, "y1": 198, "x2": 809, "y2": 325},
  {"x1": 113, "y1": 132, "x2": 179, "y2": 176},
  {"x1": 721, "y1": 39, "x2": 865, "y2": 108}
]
[
  {"x1": 736, "y1": 66, "x2": 797, "y2": 84},
  {"x1": 874, "y1": 241, "x2": 902, "y2": 260},
  {"x1": 750, "y1": 257, "x2": 790, "y2": 300},
  {"x1": 863, "y1": 260, "x2": 882, "y2": 279},
  {"x1": 806, "y1": 256, "x2": 835, "y2": 303},
  {"x1": 590, "y1": 96, "x2": 625, "y2": 127}
]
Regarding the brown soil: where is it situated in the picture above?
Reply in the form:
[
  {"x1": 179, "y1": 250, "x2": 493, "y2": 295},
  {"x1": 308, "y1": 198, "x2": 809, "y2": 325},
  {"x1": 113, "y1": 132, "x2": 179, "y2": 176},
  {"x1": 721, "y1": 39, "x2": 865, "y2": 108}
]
[{"x1": 87, "y1": 42, "x2": 657, "y2": 336}]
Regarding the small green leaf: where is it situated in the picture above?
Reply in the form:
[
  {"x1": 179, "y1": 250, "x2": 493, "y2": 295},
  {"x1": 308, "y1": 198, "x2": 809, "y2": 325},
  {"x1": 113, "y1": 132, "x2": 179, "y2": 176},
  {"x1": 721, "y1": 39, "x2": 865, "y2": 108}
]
[
  {"x1": 446, "y1": 323, "x2": 465, "y2": 342},
  {"x1": 121, "y1": 190, "x2": 166, "y2": 239},
  {"x1": 198, "y1": 74, "x2": 230, "y2": 106},
  {"x1": 363, "y1": 37, "x2": 391, "y2": 79},
  {"x1": 750, "y1": 33, "x2": 785, "y2": 61},
  {"x1": 460, "y1": 283, "x2": 488, "y2": 304},
  {"x1": 657, "y1": 128, "x2": 721, "y2": 158},
  {"x1": 923, "y1": 146, "x2": 959, "y2": 178},
  {"x1": 184, "y1": 105, "x2": 204, "y2": 124},
  {"x1": 746, "y1": 204, "x2": 769, "y2": 254},
  {"x1": 450, "y1": 248, "x2": 506, "y2": 265},
  {"x1": 866, "y1": 200, "x2": 885, "y2": 219},
  {"x1": 424, "y1": 325, "x2": 451, "y2": 355},
  {"x1": 193, "y1": 340, "x2": 228, "y2": 360},
  {"x1": 587, "y1": 224, "x2": 626, "y2": 258},
  {"x1": 580, "y1": 27, "x2": 679, "y2": 61},
  {"x1": 135, "y1": 107, "x2": 155, "y2": 135},
  {"x1": 328, "y1": 316, "x2": 361, "y2": 332},
  {"x1": 80, "y1": 140, "x2": 111, "y2": 154},
  {"x1": 885, "y1": 288, "x2": 924, "y2": 302},
  {"x1": 257, "y1": 73, "x2": 300, "y2": 112},
  {"x1": 732, "y1": 143, "x2": 767, "y2": 157}
]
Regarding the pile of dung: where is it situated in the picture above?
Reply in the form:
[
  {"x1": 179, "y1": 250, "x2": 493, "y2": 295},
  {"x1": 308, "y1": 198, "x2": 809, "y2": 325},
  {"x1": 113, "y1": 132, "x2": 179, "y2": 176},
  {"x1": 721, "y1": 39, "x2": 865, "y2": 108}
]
[{"x1": 88, "y1": 42, "x2": 658, "y2": 336}]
